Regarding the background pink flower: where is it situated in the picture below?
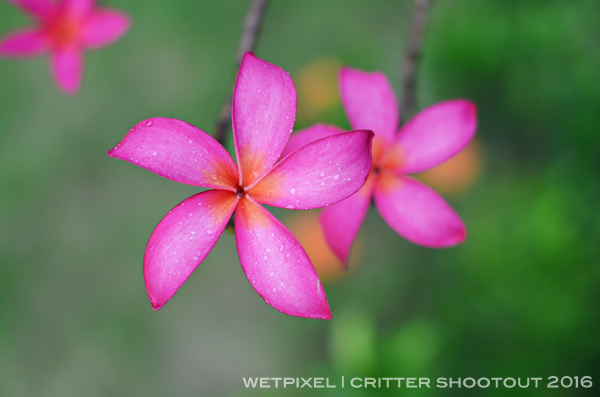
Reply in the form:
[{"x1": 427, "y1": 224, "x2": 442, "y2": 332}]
[
  {"x1": 284, "y1": 67, "x2": 477, "y2": 265},
  {"x1": 108, "y1": 53, "x2": 374, "y2": 319},
  {"x1": 0, "y1": 0, "x2": 130, "y2": 94}
]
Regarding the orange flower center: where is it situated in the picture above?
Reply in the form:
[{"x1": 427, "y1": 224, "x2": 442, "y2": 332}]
[
  {"x1": 47, "y1": 16, "x2": 81, "y2": 47},
  {"x1": 371, "y1": 136, "x2": 406, "y2": 174}
]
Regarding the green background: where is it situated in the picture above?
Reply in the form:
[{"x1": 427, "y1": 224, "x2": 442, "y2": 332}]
[{"x1": 0, "y1": 0, "x2": 598, "y2": 396}]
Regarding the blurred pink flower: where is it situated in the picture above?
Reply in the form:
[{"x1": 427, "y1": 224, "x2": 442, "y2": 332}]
[
  {"x1": 284, "y1": 67, "x2": 477, "y2": 265},
  {"x1": 0, "y1": 0, "x2": 130, "y2": 94},
  {"x1": 108, "y1": 53, "x2": 374, "y2": 319}
]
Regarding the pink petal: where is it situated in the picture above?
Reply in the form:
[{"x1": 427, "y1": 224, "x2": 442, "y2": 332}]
[
  {"x1": 320, "y1": 174, "x2": 374, "y2": 266},
  {"x1": 234, "y1": 197, "x2": 331, "y2": 319},
  {"x1": 281, "y1": 123, "x2": 344, "y2": 157},
  {"x1": 232, "y1": 52, "x2": 296, "y2": 185},
  {"x1": 108, "y1": 117, "x2": 239, "y2": 190},
  {"x1": 51, "y1": 47, "x2": 83, "y2": 94},
  {"x1": 249, "y1": 130, "x2": 374, "y2": 210},
  {"x1": 373, "y1": 174, "x2": 466, "y2": 247},
  {"x1": 63, "y1": 0, "x2": 94, "y2": 17},
  {"x1": 7, "y1": 0, "x2": 55, "y2": 18},
  {"x1": 394, "y1": 100, "x2": 477, "y2": 174},
  {"x1": 82, "y1": 9, "x2": 130, "y2": 49},
  {"x1": 144, "y1": 190, "x2": 239, "y2": 310},
  {"x1": 340, "y1": 67, "x2": 399, "y2": 144},
  {"x1": 0, "y1": 29, "x2": 48, "y2": 57}
]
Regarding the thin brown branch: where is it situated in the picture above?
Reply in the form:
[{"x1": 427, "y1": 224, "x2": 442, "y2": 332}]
[
  {"x1": 399, "y1": 0, "x2": 433, "y2": 124},
  {"x1": 214, "y1": 0, "x2": 271, "y2": 146}
]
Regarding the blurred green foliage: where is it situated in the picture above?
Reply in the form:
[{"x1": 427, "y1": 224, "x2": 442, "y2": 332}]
[{"x1": 0, "y1": 0, "x2": 598, "y2": 396}]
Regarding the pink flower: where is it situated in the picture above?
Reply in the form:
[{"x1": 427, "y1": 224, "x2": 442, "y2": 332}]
[
  {"x1": 0, "y1": 0, "x2": 130, "y2": 94},
  {"x1": 108, "y1": 53, "x2": 374, "y2": 319},
  {"x1": 284, "y1": 67, "x2": 477, "y2": 265}
]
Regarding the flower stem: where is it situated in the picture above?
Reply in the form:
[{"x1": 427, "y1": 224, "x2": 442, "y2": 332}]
[
  {"x1": 398, "y1": 0, "x2": 434, "y2": 124},
  {"x1": 215, "y1": 0, "x2": 271, "y2": 146}
]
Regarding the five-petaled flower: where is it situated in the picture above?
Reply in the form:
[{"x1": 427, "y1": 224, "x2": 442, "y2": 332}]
[
  {"x1": 284, "y1": 67, "x2": 477, "y2": 265},
  {"x1": 108, "y1": 53, "x2": 374, "y2": 319},
  {"x1": 0, "y1": 0, "x2": 130, "y2": 94}
]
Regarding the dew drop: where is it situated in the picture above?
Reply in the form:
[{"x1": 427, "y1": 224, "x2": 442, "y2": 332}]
[
  {"x1": 152, "y1": 151, "x2": 157, "y2": 156},
  {"x1": 319, "y1": 171, "x2": 325, "y2": 177},
  {"x1": 333, "y1": 174, "x2": 340, "y2": 180},
  {"x1": 290, "y1": 188, "x2": 296, "y2": 195},
  {"x1": 145, "y1": 120, "x2": 153, "y2": 127},
  {"x1": 206, "y1": 229, "x2": 213, "y2": 235}
]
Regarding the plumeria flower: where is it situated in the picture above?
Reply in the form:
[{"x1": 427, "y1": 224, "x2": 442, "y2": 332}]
[
  {"x1": 108, "y1": 53, "x2": 374, "y2": 319},
  {"x1": 0, "y1": 0, "x2": 130, "y2": 94},
  {"x1": 283, "y1": 67, "x2": 477, "y2": 265}
]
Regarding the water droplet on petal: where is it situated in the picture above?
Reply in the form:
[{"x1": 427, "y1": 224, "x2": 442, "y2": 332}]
[
  {"x1": 152, "y1": 151, "x2": 157, "y2": 156},
  {"x1": 290, "y1": 188, "x2": 296, "y2": 194},
  {"x1": 145, "y1": 120, "x2": 153, "y2": 127},
  {"x1": 333, "y1": 174, "x2": 340, "y2": 180}
]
